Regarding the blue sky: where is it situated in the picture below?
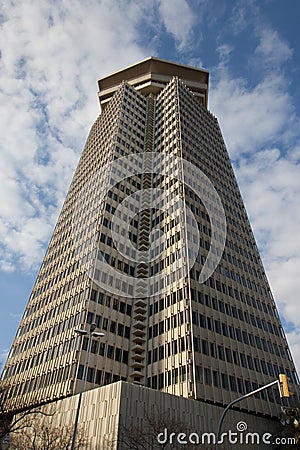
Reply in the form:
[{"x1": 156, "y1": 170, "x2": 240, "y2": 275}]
[{"x1": 0, "y1": 0, "x2": 300, "y2": 373}]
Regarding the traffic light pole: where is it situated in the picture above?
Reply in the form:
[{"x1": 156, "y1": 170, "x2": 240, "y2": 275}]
[{"x1": 216, "y1": 376, "x2": 289, "y2": 450}]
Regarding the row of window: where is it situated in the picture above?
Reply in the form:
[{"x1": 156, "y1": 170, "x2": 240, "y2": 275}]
[
  {"x1": 191, "y1": 290, "x2": 280, "y2": 336},
  {"x1": 77, "y1": 364, "x2": 126, "y2": 386},
  {"x1": 221, "y1": 248, "x2": 263, "y2": 281},
  {"x1": 156, "y1": 81, "x2": 177, "y2": 108},
  {"x1": 147, "y1": 365, "x2": 187, "y2": 389},
  {"x1": 146, "y1": 365, "x2": 279, "y2": 405},
  {"x1": 46, "y1": 224, "x2": 79, "y2": 260},
  {"x1": 195, "y1": 365, "x2": 279, "y2": 403},
  {"x1": 114, "y1": 145, "x2": 138, "y2": 158},
  {"x1": 192, "y1": 311, "x2": 288, "y2": 359},
  {"x1": 150, "y1": 191, "x2": 259, "y2": 273},
  {"x1": 118, "y1": 125, "x2": 144, "y2": 144},
  {"x1": 178, "y1": 84, "x2": 222, "y2": 148},
  {"x1": 121, "y1": 101, "x2": 146, "y2": 121},
  {"x1": 123, "y1": 86, "x2": 147, "y2": 110},
  {"x1": 196, "y1": 273, "x2": 276, "y2": 318},
  {"x1": 185, "y1": 185, "x2": 255, "y2": 259},
  {"x1": 147, "y1": 337, "x2": 187, "y2": 363},
  {"x1": 178, "y1": 83, "x2": 210, "y2": 128},
  {"x1": 106, "y1": 184, "x2": 141, "y2": 207},
  {"x1": 86, "y1": 312, "x2": 130, "y2": 340},
  {"x1": 151, "y1": 172, "x2": 260, "y2": 279},
  {"x1": 119, "y1": 120, "x2": 144, "y2": 141},
  {"x1": 120, "y1": 112, "x2": 145, "y2": 132},
  {"x1": 179, "y1": 87, "x2": 232, "y2": 155},
  {"x1": 98, "y1": 249, "x2": 136, "y2": 276},
  {"x1": 37, "y1": 251, "x2": 79, "y2": 284},
  {"x1": 30, "y1": 266, "x2": 87, "y2": 303},
  {"x1": 155, "y1": 96, "x2": 177, "y2": 124},
  {"x1": 63, "y1": 91, "x2": 121, "y2": 232},
  {"x1": 21, "y1": 291, "x2": 85, "y2": 337},
  {"x1": 7, "y1": 363, "x2": 74, "y2": 400},
  {"x1": 193, "y1": 337, "x2": 297, "y2": 384},
  {"x1": 4, "y1": 338, "x2": 77, "y2": 380},
  {"x1": 182, "y1": 141, "x2": 240, "y2": 212},
  {"x1": 148, "y1": 285, "x2": 276, "y2": 337},
  {"x1": 149, "y1": 288, "x2": 185, "y2": 316},
  {"x1": 148, "y1": 310, "x2": 186, "y2": 339},
  {"x1": 11, "y1": 311, "x2": 83, "y2": 359},
  {"x1": 89, "y1": 289, "x2": 132, "y2": 316},
  {"x1": 116, "y1": 134, "x2": 144, "y2": 150},
  {"x1": 24, "y1": 284, "x2": 87, "y2": 323},
  {"x1": 68, "y1": 83, "x2": 123, "y2": 203},
  {"x1": 81, "y1": 340, "x2": 129, "y2": 364},
  {"x1": 193, "y1": 251, "x2": 269, "y2": 300},
  {"x1": 181, "y1": 127, "x2": 233, "y2": 186},
  {"x1": 93, "y1": 261, "x2": 135, "y2": 297}
]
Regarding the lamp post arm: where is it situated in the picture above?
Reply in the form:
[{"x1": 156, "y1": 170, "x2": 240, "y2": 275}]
[{"x1": 216, "y1": 379, "x2": 280, "y2": 449}]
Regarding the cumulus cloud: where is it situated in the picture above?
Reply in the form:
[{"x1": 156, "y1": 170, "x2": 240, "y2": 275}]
[
  {"x1": 216, "y1": 44, "x2": 233, "y2": 72},
  {"x1": 210, "y1": 73, "x2": 294, "y2": 158},
  {"x1": 229, "y1": 0, "x2": 259, "y2": 34},
  {"x1": 158, "y1": 0, "x2": 196, "y2": 51},
  {"x1": 255, "y1": 28, "x2": 293, "y2": 68},
  {"x1": 0, "y1": 0, "x2": 150, "y2": 271},
  {"x1": 0, "y1": 0, "x2": 200, "y2": 272}
]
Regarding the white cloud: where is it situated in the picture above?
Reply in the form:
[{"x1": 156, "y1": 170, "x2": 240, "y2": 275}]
[
  {"x1": 255, "y1": 28, "x2": 293, "y2": 68},
  {"x1": 0, "y1": 0, "x2": 152, "y2": 272},
  {"x1": 230, "y1": 1, "x2": 259, "y2": 34},
  {"x1": 158, "y1": 0, "x2": 196, "y2": 51},
  {"x1": 210, "y1": 73, "x2": 294, "y2": 158},
  {"x1": 216, "y1": 43, "x2": 233, "y2": 68}
]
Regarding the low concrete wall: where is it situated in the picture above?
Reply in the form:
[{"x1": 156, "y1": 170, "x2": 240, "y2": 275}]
[{"x1": 38, "y1": 381, "x2": 281, "y2": 449}]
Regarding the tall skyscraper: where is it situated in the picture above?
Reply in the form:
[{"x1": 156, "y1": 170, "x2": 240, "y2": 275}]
[{"x1": 1, "y1": 57, "x2": 299, "y2": 425}]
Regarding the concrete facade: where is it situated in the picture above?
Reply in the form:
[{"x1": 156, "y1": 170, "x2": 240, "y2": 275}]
[{"x1": 40, "y1": 381, "x2": 282, "y2": 449}]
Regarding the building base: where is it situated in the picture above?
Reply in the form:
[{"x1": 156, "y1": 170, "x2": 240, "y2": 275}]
[{"x1": 30, "y1": 381, "x2": 284, "y2": 449}]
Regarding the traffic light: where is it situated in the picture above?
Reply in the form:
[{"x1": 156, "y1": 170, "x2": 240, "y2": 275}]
[
  {"x1": 280, "y1": 407, "x2": 299, "y2": 428},
  {"x1": 279, "y1": 374, "x2": 290, "y2": 398}
]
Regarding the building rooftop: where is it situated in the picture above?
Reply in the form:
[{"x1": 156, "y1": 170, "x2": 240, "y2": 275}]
[{"x1": 98, "y1": 56, "x2": 209, "y2": 109}]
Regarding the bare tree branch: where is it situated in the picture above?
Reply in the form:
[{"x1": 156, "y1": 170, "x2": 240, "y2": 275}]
[
  {"x1": 8, "y1": 416, "x2": 87, "y2": 450},
  {"x1": 0, "y1": 384, "x2": 85, "y2": 450},
  {"x1": 104, "y1": 409, "x2": 195, "y2": 450},
  {"x1": 0, "y1": 384, "x2": 54, "y2": 445}
]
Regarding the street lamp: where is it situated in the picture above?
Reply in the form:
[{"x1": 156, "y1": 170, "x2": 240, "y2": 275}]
[
  {"x1": 215, "y1": 375, "x2": 290, "y2": 449},
  {"x1": 70, "y1": 323, "x2": 105, "y2": 450}
]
